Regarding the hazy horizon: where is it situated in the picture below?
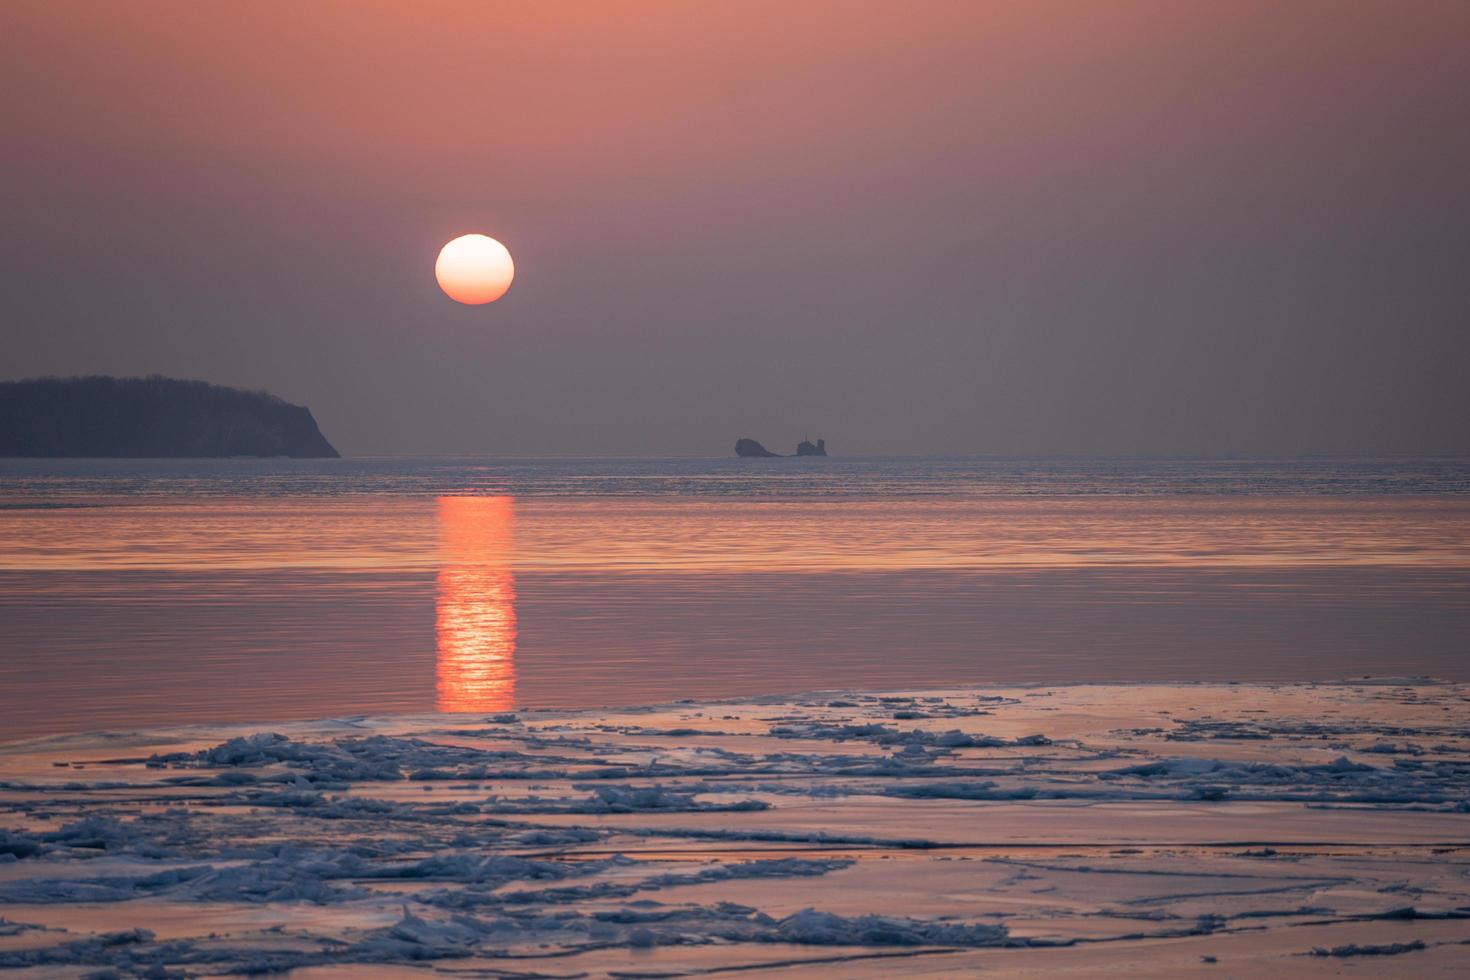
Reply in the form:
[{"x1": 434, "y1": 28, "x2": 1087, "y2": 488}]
[{"x1": 5, "y1": 1, "x2": 1468, "y2": 457}]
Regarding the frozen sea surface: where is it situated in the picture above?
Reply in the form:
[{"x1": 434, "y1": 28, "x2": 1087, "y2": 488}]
[{"x1": 1, "y1": 681, "x2": 1467, "y2": 976}]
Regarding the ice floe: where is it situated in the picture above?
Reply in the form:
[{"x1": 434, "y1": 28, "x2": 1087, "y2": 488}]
[{"x1": 0, "y1": 681, "x2": 1466, "y2": 975}]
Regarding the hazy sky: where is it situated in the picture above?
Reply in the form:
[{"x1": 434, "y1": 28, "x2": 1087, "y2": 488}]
[{"x1": 4, "y1": 1, "x2": 1468, "y2": 456}]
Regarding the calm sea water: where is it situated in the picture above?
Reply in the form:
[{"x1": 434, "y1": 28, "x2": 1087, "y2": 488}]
[
  {"x1": 2, "y1": 456, "x2": 1468, "y2": 741},
  {"x1": 3, "y1": 454, "x2": 1468, "y2": 497}
]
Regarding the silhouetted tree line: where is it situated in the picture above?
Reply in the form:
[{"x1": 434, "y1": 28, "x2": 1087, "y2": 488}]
[{"x1": 0, "y1": 375, "x2": 339, "y2": 457}]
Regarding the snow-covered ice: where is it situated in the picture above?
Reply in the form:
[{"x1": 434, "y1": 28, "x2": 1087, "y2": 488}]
[{"x1": 0, "y1": 681, "x2": 1467, "y2": 976}]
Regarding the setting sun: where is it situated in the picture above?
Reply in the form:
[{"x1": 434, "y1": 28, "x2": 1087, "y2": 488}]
[{"x1": 435, "y1": 233, "x2": 514, "y2": 305}]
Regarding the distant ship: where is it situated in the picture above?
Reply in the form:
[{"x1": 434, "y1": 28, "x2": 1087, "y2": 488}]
[{"x1": 734, "y1": 437, "x2": 828, "y2": 458}]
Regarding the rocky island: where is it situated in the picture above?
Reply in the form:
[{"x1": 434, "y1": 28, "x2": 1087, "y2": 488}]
[
  {"x1": 733, "y1": 437, "x2": 778, "y2": 457},
  {"x1": 734, "y1": 436, "x2": 828, "y2": 458},
  {"x1": 795, "y1": 438, "x2": 827, "y2": 456},
  {"x1": 0, "y1": 375, "x2": 339, "y2": 458}
]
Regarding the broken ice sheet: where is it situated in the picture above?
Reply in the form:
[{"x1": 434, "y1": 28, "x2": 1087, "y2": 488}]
[{"x1": 0, "y1": 681, "x2": 1467, "y2": 975}]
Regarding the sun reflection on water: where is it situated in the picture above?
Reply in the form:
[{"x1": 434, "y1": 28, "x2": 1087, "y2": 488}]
[{"x1": 435, "y1": 496, "x2": 516, "y2": 712}]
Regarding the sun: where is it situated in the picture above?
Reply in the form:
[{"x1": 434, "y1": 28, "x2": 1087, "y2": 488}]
[{"x1": 435, "y1": 234, "x2": 515, "y2": 305}]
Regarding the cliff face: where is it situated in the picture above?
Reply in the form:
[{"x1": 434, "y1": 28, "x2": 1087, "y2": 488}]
[{"x1": 0, "y1": 376, "x2": 340, "y2": 458}]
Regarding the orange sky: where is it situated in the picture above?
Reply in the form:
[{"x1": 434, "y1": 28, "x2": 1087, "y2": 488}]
[{"x1": 4, "y1": 2, "x2": 1468, "y2": 455}]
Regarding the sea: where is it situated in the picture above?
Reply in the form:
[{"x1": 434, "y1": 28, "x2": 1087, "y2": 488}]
[{"x1": 2, "y1": 455, "x2": 1467, "y2": 741}]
